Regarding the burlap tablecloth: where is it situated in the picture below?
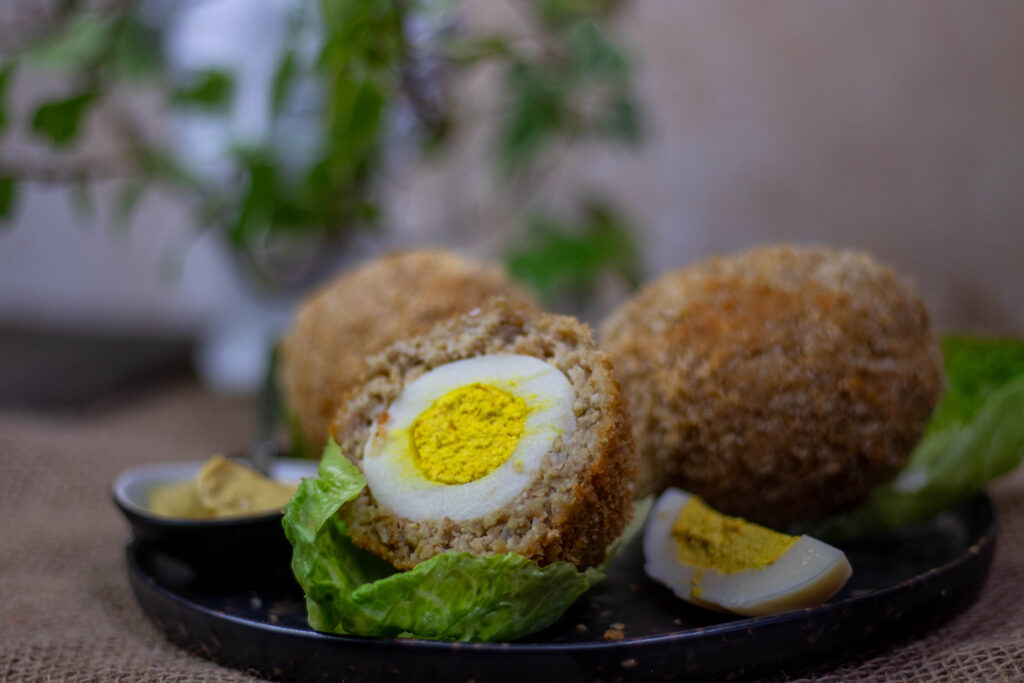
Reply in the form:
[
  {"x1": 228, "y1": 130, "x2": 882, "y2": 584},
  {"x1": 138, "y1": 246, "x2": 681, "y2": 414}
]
[{"x1": 1, "y1": 379, "x2": 1022, "y2": 682}]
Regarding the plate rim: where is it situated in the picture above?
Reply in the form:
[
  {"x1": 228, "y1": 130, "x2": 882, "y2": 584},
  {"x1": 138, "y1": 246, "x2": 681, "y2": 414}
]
[{"x1": 126, "y1": 493, "x2": 997, "y2": 655}]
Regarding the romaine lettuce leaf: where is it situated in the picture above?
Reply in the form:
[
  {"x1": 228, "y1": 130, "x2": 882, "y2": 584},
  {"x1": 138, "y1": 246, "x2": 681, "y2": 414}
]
[
  {"x1": 925, "y1": 336, "x2": 1024, "y2": 435},
  {"x1": 282, "y1": 440, "x2": 603, "y2": 641},
  {"x1": 810, "y1": 336, "x2": 1024, "y2": 539}
]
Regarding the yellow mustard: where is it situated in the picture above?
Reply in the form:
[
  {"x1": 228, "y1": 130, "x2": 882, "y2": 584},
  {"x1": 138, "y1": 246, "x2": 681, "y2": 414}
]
[
  {"x1": 148, "y1": 456, "x2": 298, "y2": 519},
  {"x1": 671, "y1": 496, "x2": 798, "y2": 574},
  {"x1": 411, "y1": 383, "x2": 528, "y2": 484}
]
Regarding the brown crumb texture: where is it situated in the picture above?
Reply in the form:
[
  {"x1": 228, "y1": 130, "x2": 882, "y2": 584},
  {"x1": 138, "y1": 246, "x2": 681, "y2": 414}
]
[
  {"x1": 331, "y1": 300, "x2": 638, "y2": 570},
  {"x1": 278, "y1": 250, "x2": 536, "y2": 450},
  {"x1": 599, "y1": 244, "x2": 944, "y2": 526}
]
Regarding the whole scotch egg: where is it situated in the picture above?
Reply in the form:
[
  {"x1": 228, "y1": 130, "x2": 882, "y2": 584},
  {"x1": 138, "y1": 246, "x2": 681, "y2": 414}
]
[
  {"x1": 600, "y1": 245, "x2": 943, "y2": 526},
  {"x1": 331, "y1": 300, "x2": 638, "y2": 570}
]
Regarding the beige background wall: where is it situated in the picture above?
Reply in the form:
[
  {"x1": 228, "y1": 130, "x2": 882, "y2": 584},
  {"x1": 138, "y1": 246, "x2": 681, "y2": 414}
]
[
  {"x1": 618, "y1": 1, "x2": 1024, "y2": 335},
  {"x1": 2, "y1": 1, "x2": 1022, "y2": 336}
]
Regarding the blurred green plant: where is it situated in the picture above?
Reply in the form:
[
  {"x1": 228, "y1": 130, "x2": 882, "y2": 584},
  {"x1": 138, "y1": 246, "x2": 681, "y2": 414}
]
[
  {"x1": 507, "y1": 201, "x2": 640, "y2": 304},
  {"x1": 0, "y1": 0, "x2": 644, "y2": 302}
]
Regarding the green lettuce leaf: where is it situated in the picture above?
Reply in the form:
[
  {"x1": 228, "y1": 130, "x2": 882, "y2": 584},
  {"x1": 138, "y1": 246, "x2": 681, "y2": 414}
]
[
  {"x1": 810, "y1": 336, "x2": 1024, "y2": 539},
  {"x1": 282, "y1": 440, "x2": 603, "y2": 641},
  {"x1": 925, "y1": 336, "x2": 1024, "y2": 435}
]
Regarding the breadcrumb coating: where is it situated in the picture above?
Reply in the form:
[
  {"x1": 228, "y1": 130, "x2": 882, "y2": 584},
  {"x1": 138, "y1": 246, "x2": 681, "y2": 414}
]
[
  {"x1": 279, "y1": 250, "x2": 536, "y2": 450},
  {"x1": 600, "y1": 245, "x2": 943, "y2": 526},
  {"x1": 331, "y1": 300, "x2": 638, "y2": 570}
]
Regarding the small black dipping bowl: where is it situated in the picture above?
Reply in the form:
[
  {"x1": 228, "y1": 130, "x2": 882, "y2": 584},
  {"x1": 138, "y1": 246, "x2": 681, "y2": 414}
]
[{"x1": 112, "y1": 458, "x2": 318, "y2": 582}]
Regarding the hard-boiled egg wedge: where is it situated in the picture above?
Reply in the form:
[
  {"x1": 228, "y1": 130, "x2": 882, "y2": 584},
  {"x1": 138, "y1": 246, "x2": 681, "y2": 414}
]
[
  {"x1": 362, "y1": 354, "x2": 575, "y2": 522},
  {"x1": 644, "y1": 488, "x2": 852, "y2": 617}
]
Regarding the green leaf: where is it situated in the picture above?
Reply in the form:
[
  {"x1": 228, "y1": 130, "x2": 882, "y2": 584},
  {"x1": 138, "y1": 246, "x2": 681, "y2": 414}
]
[
  {"x1": 498, "y1": 61, "x2": 566, "y2": 172},
  {"x1": 271, "y1": 48, "x2": 296, "y2": 116},
  {"x1": 535, "y1": 0, "x2": 621, "y2": 28},
  {"x1": 598, "y1": 92, "x2": 642, "y2": 143},
  {"x1": 272, "y1": 0, "x2": 405, "y2": 240},
  {"x1": 136, "y1": 146, "x2": 200, "y2": 190},
  {"x1": 440, "y1": 35, "x2": 512, "y2": 65},
  {"x1": 170, "y1": 70, "x2": 234, "y2": 110},
  {"x1": 344, "y1": 552, "x2": 600, "y2": 641},
  {"x1": 285, "y1": 441, "x2": 368, "y2": 542},
  {"x1": 0, "y1": 176, "x2": 16, "y2": 221},
  {"x1": 22, "y1": 12, "x2": 113, "y2": 71},
  {"x1": 329, "y1": 79, "x2": 386, "y2": 156},
  {"x1": 111, "y1": 15, "x2": 162, "y2": 81},
  {"x1": 282, "y1": 440, "x2": 603, "y2": 641},
  {"x1": 808, "y1": 337, "x2": 1024, "y2": 539},
  {"x1": 0, "y1": 61, "x2": 16, "y2": 137},
  {"x1": 492, "y1": 16, "x2": 642, "y2": 169},
  {"x1": 506, "y1": 201, "x2": 641, "y2": 302},
  {"x1": 925, "y1": 336, "x2": 1024, "y2": 435},
  {"x1": 566, "y1": 21, "x2": 629, "y2": 82},
  {"x1": 229, "y1": 149, "x2": 278, "y2": 246},
  {"x1": 30, "y1": 91, "x2": 97, "y2": 146}
]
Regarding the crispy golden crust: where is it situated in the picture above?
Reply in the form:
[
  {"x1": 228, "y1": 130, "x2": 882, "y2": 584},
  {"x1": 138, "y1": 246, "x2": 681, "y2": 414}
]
[
  {"x1": 279, "y1": 250, "x2": 536, "y2": 450},
  {"x1": 600, "y1": 245, "x2": 943, "y2": 526},
  {"x1": 331, "y1": 300, "x2": 638, "y2": 570}
]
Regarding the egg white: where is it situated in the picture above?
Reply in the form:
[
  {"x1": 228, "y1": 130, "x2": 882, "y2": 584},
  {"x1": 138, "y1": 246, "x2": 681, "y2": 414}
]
[
  {"x1": 644, "y1": 488, "x2": 852, "y2": 617},
  {"x1": 362, "y1": 354, "x2": 575, "y2": 522}
]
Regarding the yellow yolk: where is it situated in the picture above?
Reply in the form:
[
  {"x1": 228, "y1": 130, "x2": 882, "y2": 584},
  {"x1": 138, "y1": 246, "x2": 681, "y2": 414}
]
[
  {"x1": 411, "y1": 383, "x2": 528, "y2": 485},
  {"x1": 672, "y1": 496, "x2": 798, "y2": 574}
]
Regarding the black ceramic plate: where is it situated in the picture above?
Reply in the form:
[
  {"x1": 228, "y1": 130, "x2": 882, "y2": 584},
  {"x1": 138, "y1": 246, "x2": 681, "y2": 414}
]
[{"x1": 127, "y1": 495, "x2": 995, "y2": 682}]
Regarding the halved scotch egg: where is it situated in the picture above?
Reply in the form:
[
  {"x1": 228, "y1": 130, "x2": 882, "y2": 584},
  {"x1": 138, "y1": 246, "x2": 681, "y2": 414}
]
[
  {"x1": 331, "y1": 300, "x2": 638, "y2": 570},
  {"x1": 644, "y1": 488, "x2": 852, "y2": 617}
]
